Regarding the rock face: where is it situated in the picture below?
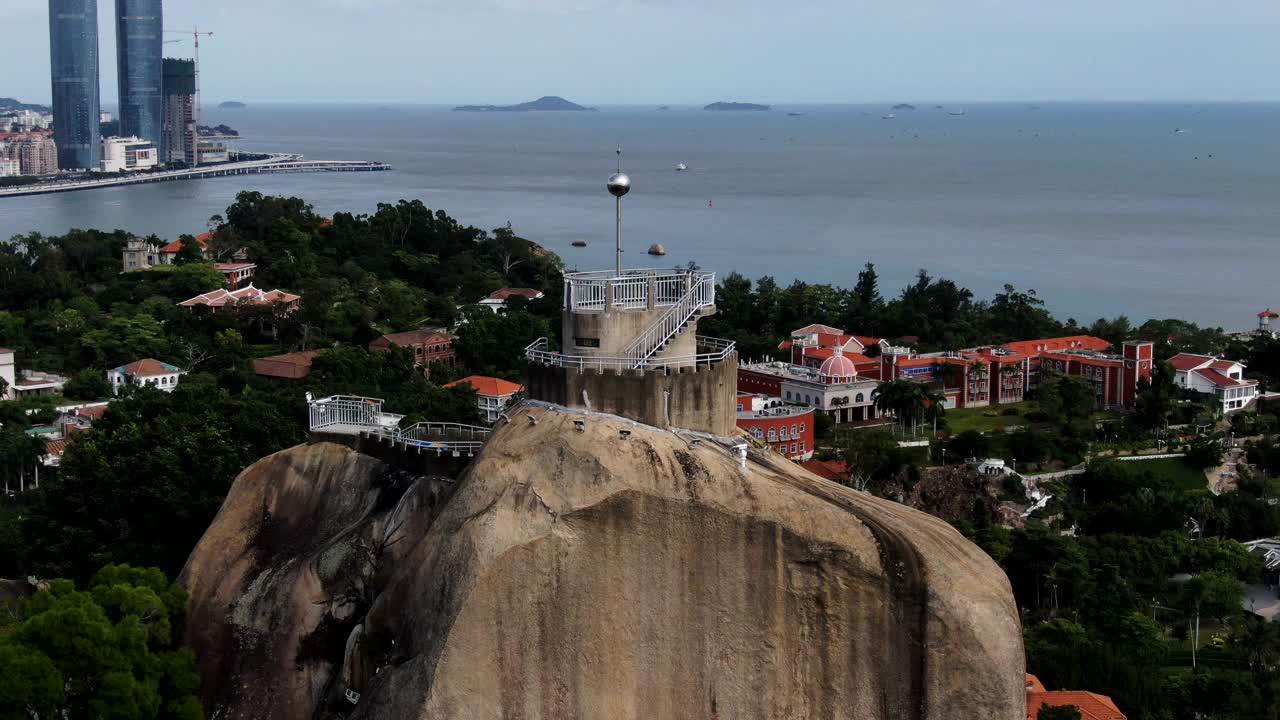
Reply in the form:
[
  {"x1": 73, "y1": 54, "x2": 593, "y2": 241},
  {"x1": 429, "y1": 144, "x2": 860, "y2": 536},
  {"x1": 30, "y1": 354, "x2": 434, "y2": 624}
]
[{"x1": 182, "y1": 405, "x2": 1024, "y2": 720}]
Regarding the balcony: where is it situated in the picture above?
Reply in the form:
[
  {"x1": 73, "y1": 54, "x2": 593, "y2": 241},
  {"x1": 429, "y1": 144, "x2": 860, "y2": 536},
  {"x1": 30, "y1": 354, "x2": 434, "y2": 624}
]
[{"x1": 563, "y1": 268, "x2": 714, "y2": 313}]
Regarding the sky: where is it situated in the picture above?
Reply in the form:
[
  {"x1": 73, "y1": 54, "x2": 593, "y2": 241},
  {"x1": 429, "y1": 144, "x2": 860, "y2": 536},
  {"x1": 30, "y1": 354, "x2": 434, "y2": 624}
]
[{"x1": 3, "y1": 0, "x2": 1278, "y2": 105}]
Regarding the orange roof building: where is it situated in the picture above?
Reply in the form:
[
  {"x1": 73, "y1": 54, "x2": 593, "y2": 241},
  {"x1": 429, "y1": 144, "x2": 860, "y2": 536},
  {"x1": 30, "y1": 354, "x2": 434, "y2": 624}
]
[
  {"x1": 1025, "y1": 674, "x2": 1127, "y2": 720},
  {"x1": 253, "y1": 350, "x2": 321, "y2": 380},
  {"x1": 444, "y1": 375, "x2": 525, "y2": 424},
  {"x1": 178, "y1": 284, "x2": 301, "y2": 313}
]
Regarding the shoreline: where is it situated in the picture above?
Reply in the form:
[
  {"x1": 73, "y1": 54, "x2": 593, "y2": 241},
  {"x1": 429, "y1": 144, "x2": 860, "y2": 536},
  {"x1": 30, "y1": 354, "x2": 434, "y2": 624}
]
[{"x1": 0, "y1": 154, "x2": 391, "y2": 198}]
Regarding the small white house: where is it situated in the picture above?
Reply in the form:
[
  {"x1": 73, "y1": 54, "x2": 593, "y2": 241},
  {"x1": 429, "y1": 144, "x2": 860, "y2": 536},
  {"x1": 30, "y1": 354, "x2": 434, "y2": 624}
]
[
  {"x1": 478, "y1": 288, "x2": 544, "y2": 314},
  {"x1": 1169, "y1": 353, "x2": 1259, "y2": 414},
  {"x1": 444, "y1": 375, "x2": 524, "y2": 424},
  {"x1": 108, "y1": 359, "x2": 186, "y2": 396},
  {"x1": 0, "y1": 347, "x2": 15, "y2": 400}
]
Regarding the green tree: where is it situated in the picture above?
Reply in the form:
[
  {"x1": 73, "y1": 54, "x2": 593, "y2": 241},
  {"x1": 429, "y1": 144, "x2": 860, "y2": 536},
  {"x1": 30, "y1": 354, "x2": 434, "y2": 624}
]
[
  {"x1": 62, "y1": 368, "x2": 113, "y2": 401},
  {"x1": 1186, "y1": 434, "x2": 1225, "y2": 470},
  {"x1": 1037, "y1": 705, "x2": 1082, "y2": 720},
  {"x1": 989, "y1": 284, "x2": 1057, "y2": 342},
  {"x1": 840, "y1": 430, "x2": 899, "y2": 492},
  {"x1": 455, "y1": 309, "x2": 552, "y2": 378},
  {"x1": 0, "y1": 567, "x2": 202, "y2": 720},
  {"x1": 172, "y1": 235, "x2": 204, "y2": 265}
]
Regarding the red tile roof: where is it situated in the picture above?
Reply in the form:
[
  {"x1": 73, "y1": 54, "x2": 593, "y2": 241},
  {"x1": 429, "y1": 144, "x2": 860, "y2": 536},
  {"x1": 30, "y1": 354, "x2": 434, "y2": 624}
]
[
  {"x1": 1025, "y1": 674, "x2": 1046, "y2": 694},
  {"x1": 850, "y1": 335, "x2": 883, "y2": 348},
  {"x1": 73, "y1": 405, "x2": 108, "y2": 421},
  {"x1": 373, "y1": 329, "x2": 454, "y2": 347},
  {"x1": 159, "y1": 232, "x2": 211, "y2": 254},
  {"x1": 1002, "y1": 335, "x2": 1110, "y2": 356},
  {"x1": 179, "y1": 284, "x2": 301, "y2": 308},
  {"x1": 802, "y1": 347, "x2": 873, "y2": 364},
  {"x1": 118, "y1": 359, "x2": 182, "y2": 377},
  {"x1": 214, "y1": 262, "x2": 255, "y2": 271},
  {"x1": 1169, "y1": 353, "x2": 1213, "y2": 371},
  {"x1": 44, "y1": 439, "x2": 67, "y2": 458},
  {"x1": 1027, "y1": 691, "x2": 1127, "y2": 720},
  {"x1": 1194, "y1": 368, "x2": 1256, "y2": 389},
  {"x1": 1209, "y1": 359, "x2": 1238, "y2": 371},
  {"x1": 444, "y1": 375, "x2": 524, "y2": 397},
  {"x1": 487, "y1": 288, "x2": 543, "y2": 301},
  {"x1": 252, "y1": 350, "x2": 321, "y2": 379},
  {"x1": 777, "y1": 340, "x2": 793, "y2": 351},
  {"x1": 802, "y1": 458, "x2": 848, "y2": 482}
]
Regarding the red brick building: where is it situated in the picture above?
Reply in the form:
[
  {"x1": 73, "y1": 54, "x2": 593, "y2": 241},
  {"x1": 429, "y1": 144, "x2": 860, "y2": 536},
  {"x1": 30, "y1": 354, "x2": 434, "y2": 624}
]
[
  {"x1": 736, "y1": 393, "x2": 816, "y2": 460},
  {"x1": 253, "y1": 350, "x2": 321, "y2": 380},
  {"x1": 368, "y1": 328, "x2": 458, "y2": 370}
]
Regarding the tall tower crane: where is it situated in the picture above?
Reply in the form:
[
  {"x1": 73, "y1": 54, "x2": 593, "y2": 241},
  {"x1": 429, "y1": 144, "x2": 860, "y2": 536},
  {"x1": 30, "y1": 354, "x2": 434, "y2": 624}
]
[{"x1": 163, "y1": 26, "x2": 214, "y2": 121}]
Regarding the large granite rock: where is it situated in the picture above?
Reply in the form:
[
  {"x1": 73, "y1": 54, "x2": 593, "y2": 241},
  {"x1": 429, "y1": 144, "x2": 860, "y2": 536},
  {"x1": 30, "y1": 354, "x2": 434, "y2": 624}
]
[{"x1": 182, "y1": 405, "x2": 1024, "y2": 719}]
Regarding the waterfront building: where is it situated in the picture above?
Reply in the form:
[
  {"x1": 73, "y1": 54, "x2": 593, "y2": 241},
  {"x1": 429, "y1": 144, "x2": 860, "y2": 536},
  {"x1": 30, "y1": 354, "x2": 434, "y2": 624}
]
[
  {"x1": 115, "y1": 0, "x2": 163, "y2": 146},
  {"x1": 736, "y1": 393, "x2": 815, "y2": 460},
  {"x1": 0, "y1": 159, "x2": 19, "y2": 177},
  {"x1": 101, "y1": 135, "x2": 159, "y2": 172},
  {"x1": 444, "y1": 376, "x2": 524, "y2": 424},
  {"x1": 196, "y1": 139, "x2": 229, "y2": 164},
  {"x1": 1169, "y1": 353, "x2": 1259, "y2": 414},
  {"x1": 122, "y1": 236, "x2": 161, "y2": 270},
  {"x1": 161, "y1": 58, "x2": 197, "y2": 165},
  {"x1": 108, "y1": 358, "x2": 185, "y2": 395},
  {"x1": 49, "y1": 0, "x2": 102, "y2": 170},
  {"x1": 7, "y1": 135, "x2": 59, "y2": 175},
  {"x1": 368, "y1": 328, "x2": 458, "y2": 370}
]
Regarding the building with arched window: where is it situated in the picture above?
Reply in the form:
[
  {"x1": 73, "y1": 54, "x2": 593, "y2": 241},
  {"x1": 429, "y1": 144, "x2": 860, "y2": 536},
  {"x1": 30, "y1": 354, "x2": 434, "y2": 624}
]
[{"x1": 736, "y1": 394, "x2": 815, "y2": 460}]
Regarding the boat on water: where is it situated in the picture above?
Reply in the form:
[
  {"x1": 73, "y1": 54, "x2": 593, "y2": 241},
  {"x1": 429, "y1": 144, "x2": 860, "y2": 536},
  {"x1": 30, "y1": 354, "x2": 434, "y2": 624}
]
[
  {"x1": 674, "y1": 163, "x2": 688, "y2": 172},
  {"x1": 571, "y1": 239, "x2": 587, "y2": 248},
  {"x1": 881, "y1": 113, "x2": 895, "y2": 119},
  {"x1": 787, "y1": 111, "x2": 806, "y2": 117},
  {"x1": 948, "y1": 109, "x2": 966, "y2": 116}
]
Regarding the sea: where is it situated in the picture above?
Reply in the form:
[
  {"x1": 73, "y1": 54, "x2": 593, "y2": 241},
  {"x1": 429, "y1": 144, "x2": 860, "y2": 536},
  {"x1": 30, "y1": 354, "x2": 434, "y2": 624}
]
[{"x1": 2, "y1": 102, "x2": 1277, "y2": 329}]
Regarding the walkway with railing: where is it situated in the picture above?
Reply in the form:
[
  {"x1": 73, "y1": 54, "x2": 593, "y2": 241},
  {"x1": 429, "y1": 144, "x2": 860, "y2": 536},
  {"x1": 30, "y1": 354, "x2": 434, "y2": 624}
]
[
  {"x1": 526, "y1": 335, "x2": 734, "y2": 372},
  {"x1": 307, "y1": 394, "x2": 491, "y2": 454}
]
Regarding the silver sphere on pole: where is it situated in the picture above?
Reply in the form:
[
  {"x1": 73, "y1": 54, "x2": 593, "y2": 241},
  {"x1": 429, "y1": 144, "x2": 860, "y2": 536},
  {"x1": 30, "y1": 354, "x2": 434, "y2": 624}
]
[{"x1": 607, "y1": 172, "x2": 631, "y2": 197}]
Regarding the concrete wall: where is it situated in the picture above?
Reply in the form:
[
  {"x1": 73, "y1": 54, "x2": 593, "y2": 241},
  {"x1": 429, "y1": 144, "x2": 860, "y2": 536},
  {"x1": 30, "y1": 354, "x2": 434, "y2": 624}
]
[
  {"x1": 562, "y1": 307, "x2": 700, "y2": 360},
  {"x1": 526, "y1": 354, "x2": 739, "y2": 436}
]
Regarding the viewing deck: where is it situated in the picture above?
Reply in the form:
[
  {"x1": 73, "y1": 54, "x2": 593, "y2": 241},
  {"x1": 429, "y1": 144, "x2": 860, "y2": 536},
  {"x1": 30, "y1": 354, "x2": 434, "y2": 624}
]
[
  {"x1": 0, "y1": 154, "x2": 392, "y2": 198},
  {"x1": 307, "y1": 395, "x2": 490, "y2": 455}
]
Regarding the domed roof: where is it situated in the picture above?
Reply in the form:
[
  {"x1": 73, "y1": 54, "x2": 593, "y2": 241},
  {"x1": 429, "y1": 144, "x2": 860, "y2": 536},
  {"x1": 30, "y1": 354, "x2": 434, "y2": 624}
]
[{"x1": 819, "y1": 351, "x2": 858, "y2": 380}]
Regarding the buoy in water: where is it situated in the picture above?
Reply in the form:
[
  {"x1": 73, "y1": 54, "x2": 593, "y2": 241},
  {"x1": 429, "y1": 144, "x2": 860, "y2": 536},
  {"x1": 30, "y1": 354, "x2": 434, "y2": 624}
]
[{"x1": 647, "y1": 243, "x2": 667, "y2": 256}]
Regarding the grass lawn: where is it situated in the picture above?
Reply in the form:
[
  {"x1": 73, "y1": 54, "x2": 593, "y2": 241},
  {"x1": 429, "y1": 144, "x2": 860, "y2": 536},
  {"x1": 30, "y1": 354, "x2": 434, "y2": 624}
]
[
  {"x1": 939, "y1": 401, "x2": 1036, "y2": 435},
  {"x1": 1118, "y1": 456, "x2": 1208, "y2": 491}
]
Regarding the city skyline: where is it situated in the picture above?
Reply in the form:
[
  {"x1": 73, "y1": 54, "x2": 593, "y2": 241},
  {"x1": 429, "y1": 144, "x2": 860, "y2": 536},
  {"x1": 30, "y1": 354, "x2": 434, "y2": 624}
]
[
  {"x1": 115, "y1": 0, "x2": 164, "y2": 147},
  {"x1": 2, "y1": 0, "x2": 1279, "y2": 105},
  {"x1": 48, "y1": 0, "x2": 101, "y2": 169}
]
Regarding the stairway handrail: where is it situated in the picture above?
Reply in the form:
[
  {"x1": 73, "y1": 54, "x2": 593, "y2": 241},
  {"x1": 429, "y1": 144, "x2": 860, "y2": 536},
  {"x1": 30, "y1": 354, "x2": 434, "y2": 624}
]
[{"x1": 620, "y1": 272, "x2": 716, "y2": 367}]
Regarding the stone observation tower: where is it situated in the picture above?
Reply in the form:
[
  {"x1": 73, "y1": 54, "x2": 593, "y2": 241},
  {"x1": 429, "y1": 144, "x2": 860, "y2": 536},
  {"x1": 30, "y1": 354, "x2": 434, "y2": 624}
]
[{"x1": 524, "y1": 152, "x2": 739, "y2": 434}]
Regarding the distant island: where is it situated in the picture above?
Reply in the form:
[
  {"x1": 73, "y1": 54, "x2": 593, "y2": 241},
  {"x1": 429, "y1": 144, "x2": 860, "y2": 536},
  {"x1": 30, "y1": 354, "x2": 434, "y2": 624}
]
[
  {"x1": 0, "y1": 97, "x2": 50, "y2": 113},
  {"x1": 198, "y1": 124, "x2": 240, "y2": 138},
  {"x1": 892, "y1": 103, "x2": 916, "y2": 110},
  {"x1": 453, "y1": 96, "x2": 594, "y2": 112},
  {"x1": 218, "y1": 101, "x2": 247, "y2": 109},
  {"x1": 704, "y1": 101, "x2": 771, "y2": 112}
]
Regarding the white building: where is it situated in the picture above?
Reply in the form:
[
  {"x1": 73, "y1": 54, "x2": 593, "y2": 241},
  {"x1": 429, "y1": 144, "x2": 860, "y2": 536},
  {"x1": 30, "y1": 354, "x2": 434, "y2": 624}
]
[
  {"x1": 739, "y1": 352, "x2": 882, "y2": 423},
  {"x1": 108, "y1": 359, "x2": 186, "y2": 395},
  {"x1": 4, "y1": 110, "x2": 53, "y2": 130},
  {"x1": 1169, "y1": 353, "x2": 1259, "y2": 414},
  {"x1": 0, "y1": 158, "x2": 19, "y2": 177},
  {"x1": 478, "y1": 288, "x2": 545, "y2": 314},
  {"x1": 0, "y1": 347, "x2": 15, "y2": 400},
  {"x1": 101, "y1": 136, "x2": 160, "y2": 173},
  {"x1": 444, "y1": 375, "x2": 524, "y2": 424}
]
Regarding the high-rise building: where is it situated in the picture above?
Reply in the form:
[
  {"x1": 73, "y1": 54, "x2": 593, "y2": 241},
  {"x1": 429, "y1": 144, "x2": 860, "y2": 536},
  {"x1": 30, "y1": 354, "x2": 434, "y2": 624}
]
[
  {"x1": 6, "y1": 135, "x2": 60, "y2": 176},
  {"x1": 115, "y1": 0, "x2": 163, "y2": 147},
  {"x1": 161, "y1": 58, "x2": 196, "y2": 165},
  {"x1": 48, "y1": 0, "x2": 101, "y2": 170}
]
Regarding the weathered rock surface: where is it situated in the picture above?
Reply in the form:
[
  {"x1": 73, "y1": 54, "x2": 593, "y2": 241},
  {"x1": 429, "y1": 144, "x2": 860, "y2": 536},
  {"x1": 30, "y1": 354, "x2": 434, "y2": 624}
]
[{"x1": 182, "y1": 405, "x2": 1024, "y2": 720}]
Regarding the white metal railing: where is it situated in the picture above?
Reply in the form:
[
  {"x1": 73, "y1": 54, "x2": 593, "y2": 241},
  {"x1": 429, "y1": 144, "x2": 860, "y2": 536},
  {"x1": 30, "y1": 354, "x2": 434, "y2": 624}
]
[
  {"x1": 308, "y1": 395, "x2": 491, "y2": 453},
  {"x1": 620, "y1": 272, "x2": 716, "y2": 367},
  {"x1": 562, "y1": 269, "x2": 715, "y2": 313},
  {"x1": 525, "y1": 335, "x2": 734, "y2": 372}
]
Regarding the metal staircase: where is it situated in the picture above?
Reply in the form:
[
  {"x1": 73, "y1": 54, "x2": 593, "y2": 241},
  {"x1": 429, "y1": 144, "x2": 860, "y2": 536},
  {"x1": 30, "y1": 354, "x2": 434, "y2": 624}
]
[{"x1": 621, "y1": 271, "x2": 716, "y2": 368}]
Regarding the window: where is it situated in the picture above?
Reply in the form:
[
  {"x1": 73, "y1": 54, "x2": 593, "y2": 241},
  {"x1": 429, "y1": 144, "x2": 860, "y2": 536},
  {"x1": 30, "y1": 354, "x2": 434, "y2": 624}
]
[
  {"x1": 736, "y1": 403, "x2": 743, "y2": 412},
  {"x1": 799, "y1": 442, "x2": 806, "y2": 452},
  {"x1": 768, "y1": 428, "x2": 777, "y2": 441},
  {"x1": 855, "y1": 393, "x2": 864, "y2": 403},
  {"x1": 754, "y1": 428, "x2": 763, "y2": 439},
  {"x1": 791, "y1": 443, "x2": 798, "y2": 454},
  {"x1": 786, "y1": 390, "x2": 792, "y2": 400},
  {"x1": 799, "y1": 422, "x2": 806, "y2": 432},
  {"x1": 805, "y1": 395, "x2": 811, "y2": 404},
  {"x1": 791, "y1": 424, "x2": 798, "y2": 436}
]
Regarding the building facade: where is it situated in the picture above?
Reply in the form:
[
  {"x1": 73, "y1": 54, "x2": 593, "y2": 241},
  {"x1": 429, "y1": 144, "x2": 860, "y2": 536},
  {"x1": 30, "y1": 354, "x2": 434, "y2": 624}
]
[
  {"x1": 368, "y1": 328, "x2": 458, "y2": 370},
  {"x1": 161, "y1": 58, "x2": 197, "y2": 165},
  {"x1": 445, "y1": 376, "x2": 524, "y2": 424},
  {"x1": 736, "y1": 394, "x2": 815, "y2": 460},
  {"x1": 214, "y1": 262, "x2": 256, "y2": 289},
  {"x1": 49, "y1": 0, "x2": 101, "y2": 170},
  {"x1": 15, "y1": 135, "x2": 59, "y2": 175},
  {"x1": 101, "y1": 135, "x2": 158, "y2": 172},
  {"x1": 0, "y1": 158, "x2": 18, "y2": 177},
  {"x1": 0, "y1": 347, "x2": 15, "y2": 400},
  {"x1": 114, "y1": 0, "x2": 163, "y2": 147},
  {"x1": 253, "y1": 350, "x2": 320, "y2": 380},
  {"x1": 738, "y1": 353, "x2": 882, "y2": 423}
]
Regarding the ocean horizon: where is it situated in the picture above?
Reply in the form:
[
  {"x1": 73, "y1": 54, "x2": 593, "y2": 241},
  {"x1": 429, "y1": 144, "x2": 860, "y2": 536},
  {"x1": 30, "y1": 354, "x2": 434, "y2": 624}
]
[{"x1": 3, "y1": 101, "x2": 1277, "y2": 330}]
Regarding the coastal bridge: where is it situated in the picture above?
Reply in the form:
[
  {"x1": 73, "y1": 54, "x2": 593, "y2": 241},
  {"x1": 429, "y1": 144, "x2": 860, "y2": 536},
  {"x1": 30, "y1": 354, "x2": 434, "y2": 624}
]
[
  {"x1": 307, "y1": 394, "x2": 491, "y2": 458},
  {"x1": 0, "y1": 154, "x2": 392, "y2": 198}
]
